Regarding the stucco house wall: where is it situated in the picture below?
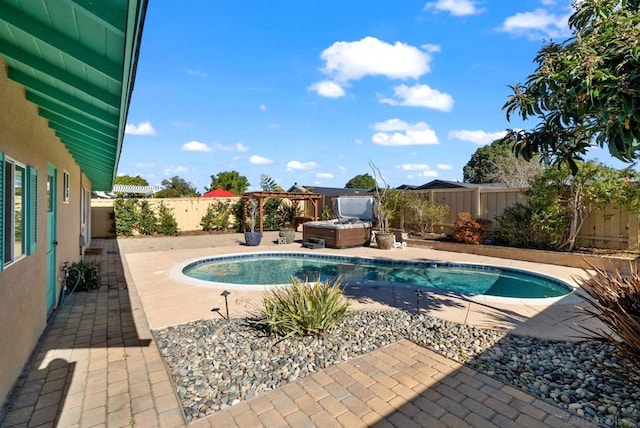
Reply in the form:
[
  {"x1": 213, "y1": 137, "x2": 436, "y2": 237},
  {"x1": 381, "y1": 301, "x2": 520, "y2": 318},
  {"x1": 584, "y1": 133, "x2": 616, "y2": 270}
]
[{"x1": 0, "y1": 58, "x2": 87, "y2": 403}]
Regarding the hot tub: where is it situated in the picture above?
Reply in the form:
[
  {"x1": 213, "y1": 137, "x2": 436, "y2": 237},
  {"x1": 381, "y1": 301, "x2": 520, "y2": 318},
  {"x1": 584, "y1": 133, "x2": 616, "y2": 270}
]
[{"x1": 303, "y1": 219, "x2": 372, "y2": 248}]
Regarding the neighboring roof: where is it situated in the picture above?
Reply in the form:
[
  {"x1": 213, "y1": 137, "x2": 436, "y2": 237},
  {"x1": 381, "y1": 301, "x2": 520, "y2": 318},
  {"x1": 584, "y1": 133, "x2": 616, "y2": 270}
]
[
  {"x1": 111, "y1": 184, "x2": 161, "y2": 196},
  {"x1": 286, "y1": 184, "x2": 372, "y2": 195},
  {"x1": 416, "y1": 180, "x2": 508, "y2": 190},
  {"x1": 396, "y1": 184, "x2": 418, "y2": 190},
  {"x1": 0, "y1": 0, "x2": 149, "y2": 190},
  {"x1": 202, "y1": 188, "x2": 237, "y2": 198}
]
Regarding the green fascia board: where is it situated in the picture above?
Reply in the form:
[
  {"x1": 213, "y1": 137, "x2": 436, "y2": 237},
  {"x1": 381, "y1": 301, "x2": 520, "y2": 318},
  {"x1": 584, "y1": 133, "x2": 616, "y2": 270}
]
[
  {"x1": 26, "y1": 92, "x2": 118, "y2": 129},
  {"x1": 111, "y1": 0, "x2": 148, "y2": 188},
  {"x1": 0, "y1": 1, "x2": 121, "y2": 81},
  {"x1": 40, "y1": 109, "x2": 116, "y2": 142}
]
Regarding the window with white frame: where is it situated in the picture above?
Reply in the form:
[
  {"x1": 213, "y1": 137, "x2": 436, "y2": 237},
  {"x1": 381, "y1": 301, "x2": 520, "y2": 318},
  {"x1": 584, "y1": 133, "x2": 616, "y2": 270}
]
[
  {"x1": 63, "y1": 170, "x2": 70, "y2": 203},
  {"x1": 1, "y1": 153, "x2": 37, "y2": 271}
]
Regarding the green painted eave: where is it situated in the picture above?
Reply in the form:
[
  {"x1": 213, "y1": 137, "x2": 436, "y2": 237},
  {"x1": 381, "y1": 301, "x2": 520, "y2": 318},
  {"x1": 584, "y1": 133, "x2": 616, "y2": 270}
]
[{"x1": 0, "y1": 0, "x2": 148, "y2": 191}]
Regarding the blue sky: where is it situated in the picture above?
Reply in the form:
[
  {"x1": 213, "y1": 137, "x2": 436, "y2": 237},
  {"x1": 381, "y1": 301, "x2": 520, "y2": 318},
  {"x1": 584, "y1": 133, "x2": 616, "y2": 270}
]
[{"x1": 119, "y1": 0, "x2": 629, "y2": 193}]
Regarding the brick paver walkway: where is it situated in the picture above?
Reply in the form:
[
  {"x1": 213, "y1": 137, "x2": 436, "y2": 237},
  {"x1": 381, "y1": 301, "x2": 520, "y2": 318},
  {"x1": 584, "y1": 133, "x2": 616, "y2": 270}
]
[{"x1": 0, "y1": 237, "x2": 595, "y2": 427}]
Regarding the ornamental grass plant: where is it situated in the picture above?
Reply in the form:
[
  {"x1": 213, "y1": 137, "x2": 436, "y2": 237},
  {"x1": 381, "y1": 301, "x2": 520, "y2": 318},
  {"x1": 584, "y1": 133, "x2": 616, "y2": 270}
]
[
  {"x1": 252, "y1": 276, "x2": 349, "y2": 338},
  {"x1": 576, "y1": 263, "x2": 640, "y2": 371}
]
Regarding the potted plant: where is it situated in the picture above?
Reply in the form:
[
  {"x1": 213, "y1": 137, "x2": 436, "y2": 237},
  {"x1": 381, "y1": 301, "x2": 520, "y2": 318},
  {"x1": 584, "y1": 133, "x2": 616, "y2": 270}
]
[
  {"x1": 278, "y1": 202, "x2": 297, "y2": 244},
  {"x1": 369, "y1": 160, "x2": 396, "y2": 250},
  {"x1": 244, "y1": 197, "x2": 262, "y2": 246}
]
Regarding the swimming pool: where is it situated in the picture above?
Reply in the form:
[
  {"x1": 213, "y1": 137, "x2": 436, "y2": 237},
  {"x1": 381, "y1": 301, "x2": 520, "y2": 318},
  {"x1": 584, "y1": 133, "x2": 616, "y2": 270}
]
[{"x1": 181, "y1": 252, "x2": 572, "y2": 299}]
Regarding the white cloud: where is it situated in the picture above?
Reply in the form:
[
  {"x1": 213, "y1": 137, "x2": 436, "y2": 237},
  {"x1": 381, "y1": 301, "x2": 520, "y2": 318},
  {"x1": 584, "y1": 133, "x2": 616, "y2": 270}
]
[
  {"x1": 354, "y1": 138, "x2": 363, "y2": 145},
  {"x1": 418, "y1": 170, "x2": 439, "y2": 177},
  {"x1": 212, "y1": 142, "x2": 249, "y2": 152},
  {"x1": 287, "y1": 161, "x2": 316, "y2": 171},
  {"x1": 249, "y1": 155, "x2": 274, "y2": 165},
  {"x1": 316, "y1": 172, "x2": 334, "y2": 179},
  {"x1": 499, "y1": 8, "x2": 571, "y2": 39},
  {"x1": 319, "y1": 36, "x2": 437, "y2": 84},
  {"x1": 448, "y1": 129, "x2": 507, "y2": 145},
  {"x1": 437, "y1": 163, "x2": 453, "y2": 170},
  {"x1": 380, "y1": 84, "x2": 454, "y2": 112},
  {"x1": 423, "y1": 0, "x2": 483, "y2": 16},
  {"x1": 372, "y1": 119, "x2": 438, "y2": 146},
  {"x1": 399, "y1": 163, "x2": 431, "y2": 171},
  {"x1": 134, "y1": 162, "x2": 155, "y2": 168},
  {"x1": 308, "y1": 80, "x2": 346, "y2": 98},
  {"x1": 182, "y1": 141, "x2": 211, "y2": 152},
  {"x1": 186, "y1": 69, "x2": 207, "y2": 77},
  {"x1": 163, "y1": 166, "x2": 188, "y2": 176},
  {"x1": 125, "y1": 121, "x2": 156, "y2": 136},
  {"x1": 259, "y1": 104, "x2": 267, "y2": 112}
]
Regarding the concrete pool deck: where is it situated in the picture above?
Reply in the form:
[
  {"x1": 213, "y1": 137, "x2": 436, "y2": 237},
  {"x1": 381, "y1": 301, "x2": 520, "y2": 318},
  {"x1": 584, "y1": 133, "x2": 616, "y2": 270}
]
[{"x1": 0, "y1": 233, "x2": 599, "y2": 427}]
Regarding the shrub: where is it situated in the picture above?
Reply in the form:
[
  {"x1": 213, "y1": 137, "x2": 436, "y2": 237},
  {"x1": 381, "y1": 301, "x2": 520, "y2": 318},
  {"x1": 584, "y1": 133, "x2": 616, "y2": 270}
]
[
  {"x1": 64, "y1": 260, "x2": 102, "y2": 292},
  {"x1": 157, "y1": 202, "x2": 178, "y2": 235},
  {"x1": 494, "y1": 203, "x2": 567, "y2": 249},
  {"x1": 201, "y1": 201, "x2": 232, "y2": 231},
  {"x1": 137, "y1": 200, "x2": 157, "y2": 235},
  {"x1": 451, "y1": 212, "x2": 491, "y2": 244},
  {"x1": 111, "y1": 198, "x2": 138, "y2": 236},
  {"x1": 409, "y1": 199, "x2": 449, "y2": 237},
  {"x1": 576, "y1": 263, "x2": 640, "y2": 372},
  {"x1": 252, "y1": 276, "x2": 349, "y2": 338}
]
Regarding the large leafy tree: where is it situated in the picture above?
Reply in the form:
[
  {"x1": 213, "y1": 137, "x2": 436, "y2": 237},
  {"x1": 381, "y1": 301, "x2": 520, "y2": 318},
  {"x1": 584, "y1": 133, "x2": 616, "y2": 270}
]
[
  {"x1": 503, "y1": 0, "x2": 640, "y2": 171},
  {"x1": 155, "y1": 176, "x2": 200, "y2": 198},
  {"x1": 207, "y1": 170, "x2": 250, "y2": 194},
  {"x1": 463, "y1": 139, "x2": 541, "y2": 186},
  {"x1": 345, "y1": 173, "x2": 375, "y2": 189},
  {"x1": 114, "y1": 174, "x2": 148, "y2": 186}
]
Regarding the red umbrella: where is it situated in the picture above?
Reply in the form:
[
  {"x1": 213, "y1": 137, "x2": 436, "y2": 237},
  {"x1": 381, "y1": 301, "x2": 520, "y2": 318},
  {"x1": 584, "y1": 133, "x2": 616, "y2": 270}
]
[{"x1": 201, "y1": 188, "x2": 237, "y2": 197}]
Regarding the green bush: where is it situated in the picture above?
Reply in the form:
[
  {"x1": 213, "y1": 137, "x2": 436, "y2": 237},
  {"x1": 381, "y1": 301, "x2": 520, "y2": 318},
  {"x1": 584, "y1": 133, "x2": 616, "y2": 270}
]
[
  {"x1": 111, "y1": 198, "x2": 138, "y2": 236},
  {"x1": 137, "y1": 200, "x2": 157, "y2": 235},
  {"x1": 494, "y1": 203, "x2": 567, "y2": 249},
  {"x1": 252, "y1": 276, "x2": 349, "y2": 338},
  {"x1": 201, "y1": 201, "x2": 232, "y2": 231},
  {"x1": 451, "y1": 212, "x2": 491, "y2": 244},
  {"x1": 409, "y1": 198, "x2": 449, "y2": 237},
  {"x1": 65, "y1": 260, "x2": 101, "y2": 292},
  {"x1": 157, "y1": 202, "x2": 178, "y2": 235}
]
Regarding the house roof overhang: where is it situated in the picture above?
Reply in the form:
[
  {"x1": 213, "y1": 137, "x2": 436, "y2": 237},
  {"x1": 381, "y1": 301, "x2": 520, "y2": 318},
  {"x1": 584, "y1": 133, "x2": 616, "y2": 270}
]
[{"x1": 0, "y1": 0, "x2": 148, "y2": 190}]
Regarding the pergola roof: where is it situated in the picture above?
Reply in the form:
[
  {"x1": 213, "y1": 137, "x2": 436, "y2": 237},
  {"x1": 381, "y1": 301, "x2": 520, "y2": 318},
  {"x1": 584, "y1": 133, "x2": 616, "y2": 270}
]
[
  {"x1": 0, "y1": 0, "x2": 148, "y2": 190},
  {"x1": 241, "y1": 191, "x2": 322, "y2": 233}
]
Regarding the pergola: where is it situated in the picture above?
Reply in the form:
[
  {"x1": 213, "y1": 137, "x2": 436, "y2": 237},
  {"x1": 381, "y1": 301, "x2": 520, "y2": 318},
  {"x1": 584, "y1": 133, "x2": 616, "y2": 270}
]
[{"x1": 241, "y1": 191, "x2": 322, "y2": 233}]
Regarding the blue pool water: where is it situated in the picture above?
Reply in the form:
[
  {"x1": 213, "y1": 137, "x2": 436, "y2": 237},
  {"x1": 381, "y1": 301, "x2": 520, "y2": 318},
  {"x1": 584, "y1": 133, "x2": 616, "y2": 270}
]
[{"x1": 182, "y1": 253, "x2": 572, "y2": 298}]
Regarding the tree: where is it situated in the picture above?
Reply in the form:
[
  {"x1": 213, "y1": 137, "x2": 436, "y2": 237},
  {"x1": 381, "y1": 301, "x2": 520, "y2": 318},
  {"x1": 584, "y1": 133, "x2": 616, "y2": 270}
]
[
  {"x1": 114, "y1": 174, "x2": 149, "y2": 186},
  {"x1": 503, "y1": 0, "x2": 640, "y2": 172},
  {"x1": 503, "y1": 161, "x2": 640, "y2": 251},
  {"x1": 260, "y1": 174, "x2": 284, "y2": 192},
  {"x1": 345, "y1": 173, "x2": 376, "y2": 189},
  {"x1": 463, "y1": 139, "x2": 542, "y2": 186},
  {"x1": 207, "y1": 171, "x2": 250, "y2": 194},
  {"x1": 155, "y1": 176, "x2": 199, "y2": 198}
]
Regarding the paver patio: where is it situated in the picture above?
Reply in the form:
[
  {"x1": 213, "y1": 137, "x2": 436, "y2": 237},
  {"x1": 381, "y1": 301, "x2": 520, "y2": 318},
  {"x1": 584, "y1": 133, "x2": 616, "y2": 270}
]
[{"x1": 0, "y1": 233, "x2": 597, "y2": 427}]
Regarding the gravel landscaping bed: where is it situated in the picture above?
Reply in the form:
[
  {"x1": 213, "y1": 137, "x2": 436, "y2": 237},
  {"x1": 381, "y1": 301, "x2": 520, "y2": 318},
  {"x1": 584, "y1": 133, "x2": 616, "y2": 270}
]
[{"x1": 153, "y1": 310, "x2": 640, "y2": 426}]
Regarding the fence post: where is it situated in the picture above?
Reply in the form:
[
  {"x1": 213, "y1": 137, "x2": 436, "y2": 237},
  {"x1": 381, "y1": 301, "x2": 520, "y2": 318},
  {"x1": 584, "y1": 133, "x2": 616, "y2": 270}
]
[
  {"x1": 473, "y1": 187, "x2": 481, "y2": 218},
  {"x1": 629, "y1": 212, "x2": 640, "y2": 250}
]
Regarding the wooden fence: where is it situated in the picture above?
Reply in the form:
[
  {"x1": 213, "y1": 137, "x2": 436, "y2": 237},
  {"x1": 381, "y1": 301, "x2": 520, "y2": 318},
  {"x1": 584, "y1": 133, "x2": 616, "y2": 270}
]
[{"x1": 91, "y1": 189, "x2": 640, "y2": 250}]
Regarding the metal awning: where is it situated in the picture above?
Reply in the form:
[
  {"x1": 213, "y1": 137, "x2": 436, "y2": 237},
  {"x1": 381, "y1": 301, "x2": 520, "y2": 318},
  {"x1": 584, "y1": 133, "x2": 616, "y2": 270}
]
[{"x1": 0, "y1": 0, "x2": 148, "y2": 190}]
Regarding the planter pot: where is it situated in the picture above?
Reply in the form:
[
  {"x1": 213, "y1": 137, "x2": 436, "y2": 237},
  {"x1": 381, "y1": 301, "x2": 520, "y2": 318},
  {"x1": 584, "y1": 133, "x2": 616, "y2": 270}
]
[
  {"x1": 278, "y1": 229, "x2": 296, "y2": 244},
  {"x1": 244, "y1": 231, "x2": 262, "y2": 246},
  {"x1": 375, "y1": 232, "x2": 395, "y2": 250}
]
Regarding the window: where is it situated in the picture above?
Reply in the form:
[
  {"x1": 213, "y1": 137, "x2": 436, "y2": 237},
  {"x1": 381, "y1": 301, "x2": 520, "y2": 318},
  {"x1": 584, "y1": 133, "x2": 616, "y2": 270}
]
[
  {"x1": 63, "y1": 171, "x2": 70, "y2": 203},
  {"x1": 1, "y1": 153, "x2": 37, "y2": 271}
]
